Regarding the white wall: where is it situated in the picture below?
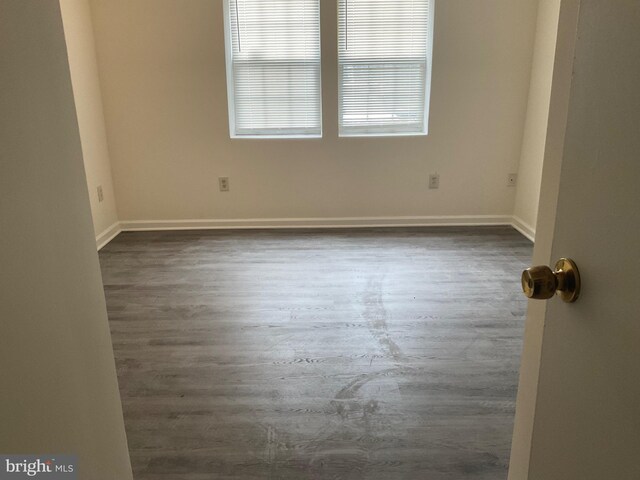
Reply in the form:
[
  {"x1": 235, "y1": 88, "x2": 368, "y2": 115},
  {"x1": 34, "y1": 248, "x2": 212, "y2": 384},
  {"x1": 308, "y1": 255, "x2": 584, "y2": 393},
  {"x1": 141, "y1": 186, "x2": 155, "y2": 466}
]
[
  {"x1": 513, "y1": 0, "x2": 562, "y2": 240},
  {"x1": 60, "y1": 0, "x2": 120, "y2": 247},
  {"x1": 88, "y1": 0, "x2": 539, "y2": 227},
  {"x1": 0, "y1": 1, "x2": 132, "y2": 478}
]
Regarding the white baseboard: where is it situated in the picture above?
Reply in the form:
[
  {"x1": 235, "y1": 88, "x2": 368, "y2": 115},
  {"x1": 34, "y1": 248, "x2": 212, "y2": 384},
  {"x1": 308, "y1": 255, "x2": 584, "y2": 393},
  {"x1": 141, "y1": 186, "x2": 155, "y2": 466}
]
[
  {"x1": 511, "y1": 216, "x2": 536, "y2": 242},
  {"x1": 98, "y1": 216, "x2": 533, "y2": 248},
  {"x1": 119, "y1": 215, "x2": 513, "y2": 231},
  {"x1": 96, "y1": 221, "x2": 122, "y2": 250}
]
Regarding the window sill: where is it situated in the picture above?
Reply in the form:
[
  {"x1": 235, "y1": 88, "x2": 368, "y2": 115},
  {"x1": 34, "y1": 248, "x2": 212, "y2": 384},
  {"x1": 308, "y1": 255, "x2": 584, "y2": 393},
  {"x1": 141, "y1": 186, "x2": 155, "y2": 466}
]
[
  {"x1": 230, "y1": 134, "x2": 323, "y2": 140},
  {"x1": 338, "y1": 131, "x2": 428, "y2": 138}
]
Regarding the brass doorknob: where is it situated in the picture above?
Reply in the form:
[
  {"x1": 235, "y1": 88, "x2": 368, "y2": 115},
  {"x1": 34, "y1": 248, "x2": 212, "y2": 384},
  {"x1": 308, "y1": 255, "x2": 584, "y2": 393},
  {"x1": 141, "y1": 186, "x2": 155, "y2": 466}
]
[{"x1": 521, "y1": 258, "x2": 581, "y2": 303}]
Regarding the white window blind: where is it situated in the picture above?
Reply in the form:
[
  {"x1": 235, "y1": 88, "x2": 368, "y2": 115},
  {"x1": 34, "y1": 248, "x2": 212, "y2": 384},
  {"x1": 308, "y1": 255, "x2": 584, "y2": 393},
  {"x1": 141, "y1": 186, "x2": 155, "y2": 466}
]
[
  {"x1": 338, "y1": 0, "x2": 434, "y2": 136},
  {"x1": 224, "y1": 0, "x2": 322, "y2": 138}
]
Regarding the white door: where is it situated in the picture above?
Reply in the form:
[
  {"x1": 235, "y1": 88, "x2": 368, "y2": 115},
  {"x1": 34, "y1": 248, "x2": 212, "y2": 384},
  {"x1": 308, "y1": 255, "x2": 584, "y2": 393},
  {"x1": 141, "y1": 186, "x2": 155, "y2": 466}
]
[{"x1": 508, "y1": 1, "x2": 640, "y2": 479}]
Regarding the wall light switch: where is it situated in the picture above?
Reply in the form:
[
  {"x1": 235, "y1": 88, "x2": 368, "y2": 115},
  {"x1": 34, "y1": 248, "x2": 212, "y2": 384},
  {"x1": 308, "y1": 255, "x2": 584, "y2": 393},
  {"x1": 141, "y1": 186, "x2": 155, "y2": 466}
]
[
  {"x1": 97, "y1": 185, "x2": 104, "y2": 202},
  {"x1": 219, "y1": 177, "x2": 230, "y2": 192},
  {"x1": 507, "y1": 173, "x2": 518, "y2": 187}
]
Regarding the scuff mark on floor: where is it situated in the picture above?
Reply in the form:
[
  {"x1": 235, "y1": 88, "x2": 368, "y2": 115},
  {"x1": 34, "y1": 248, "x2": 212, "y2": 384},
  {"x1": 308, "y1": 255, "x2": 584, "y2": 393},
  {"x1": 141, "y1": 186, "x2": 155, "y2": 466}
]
[
  {"x1": 264, "y1": 425, "x2": 278, "y2": 465},
  {"x1": 334, "y1": 367, "x2": 412, "y2": 401},
  {"x1": 362, "y1": 275, "x2": 404, "y2": 360}
]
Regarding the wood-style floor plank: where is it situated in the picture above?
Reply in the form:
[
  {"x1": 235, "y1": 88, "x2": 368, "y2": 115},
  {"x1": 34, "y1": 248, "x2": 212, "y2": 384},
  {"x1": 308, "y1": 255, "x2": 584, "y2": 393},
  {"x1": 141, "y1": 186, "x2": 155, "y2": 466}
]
[{"x1": 99, "y1": 227, "x2": 532, "y2": 479}]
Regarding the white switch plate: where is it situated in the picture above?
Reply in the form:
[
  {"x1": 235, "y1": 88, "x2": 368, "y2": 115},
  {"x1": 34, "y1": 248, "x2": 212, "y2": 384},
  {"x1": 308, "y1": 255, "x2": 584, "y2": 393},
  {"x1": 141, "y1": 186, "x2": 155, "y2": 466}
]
[
  {"x1": 97, "y1": 185, "x2": 104, "y2": 202},
  {"x1": 507, "y1": 173, "x2": 518, "y2": 187},
  {"x1": 219, "y1": 177, "x2": 230, "y2": 192}
]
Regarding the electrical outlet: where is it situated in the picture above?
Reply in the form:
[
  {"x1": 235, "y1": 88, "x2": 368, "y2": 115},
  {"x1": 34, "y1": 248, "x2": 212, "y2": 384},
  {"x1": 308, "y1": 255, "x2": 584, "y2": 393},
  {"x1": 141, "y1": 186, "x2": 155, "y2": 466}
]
[
  {"x1": 507, "y1": 173, "x2": 518, "y2": 187},
  {"x1": 429, "y1": 174, "x2": 440, "y2": 189},
  {"x1": 97, "y1": 185, "x2": 104, "y2": 202},
  {"x1": 219, "y1": 177, "x2": 230, "y2": 192}
]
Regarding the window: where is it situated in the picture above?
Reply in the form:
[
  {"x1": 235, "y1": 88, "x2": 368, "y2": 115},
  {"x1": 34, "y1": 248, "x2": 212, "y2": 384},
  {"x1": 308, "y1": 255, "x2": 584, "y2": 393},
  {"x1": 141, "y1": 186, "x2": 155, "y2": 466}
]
[
  {"x1": 338, "y1": 0, "x2": 434, "y2": 137},
  {"x1": 223, "y1": 0, "x2": 322, "y2": 138}
]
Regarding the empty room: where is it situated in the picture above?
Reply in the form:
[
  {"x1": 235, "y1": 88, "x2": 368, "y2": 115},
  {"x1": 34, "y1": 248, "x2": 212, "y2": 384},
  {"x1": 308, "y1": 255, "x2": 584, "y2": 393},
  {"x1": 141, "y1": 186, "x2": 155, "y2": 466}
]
[{"x1": 2, "y1": 0, "x2": 639, "y2": 479}]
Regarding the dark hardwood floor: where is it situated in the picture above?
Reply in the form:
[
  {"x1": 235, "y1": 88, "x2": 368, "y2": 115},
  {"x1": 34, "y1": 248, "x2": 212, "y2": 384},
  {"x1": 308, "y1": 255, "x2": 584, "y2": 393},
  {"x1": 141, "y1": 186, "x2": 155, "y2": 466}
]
[{"x1": 99, "y1": 227, "x2": 532, "y2": 479}]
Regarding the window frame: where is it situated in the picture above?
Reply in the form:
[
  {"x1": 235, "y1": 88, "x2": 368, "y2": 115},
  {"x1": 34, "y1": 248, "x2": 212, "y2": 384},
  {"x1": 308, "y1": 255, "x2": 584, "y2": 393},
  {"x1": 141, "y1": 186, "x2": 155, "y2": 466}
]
[
  {"x1": 222, "y1": 0, "x2": 323, "y2": 139},
  {"x1": 337, "y1": 0, "x2": 435, "y2": 138}
]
